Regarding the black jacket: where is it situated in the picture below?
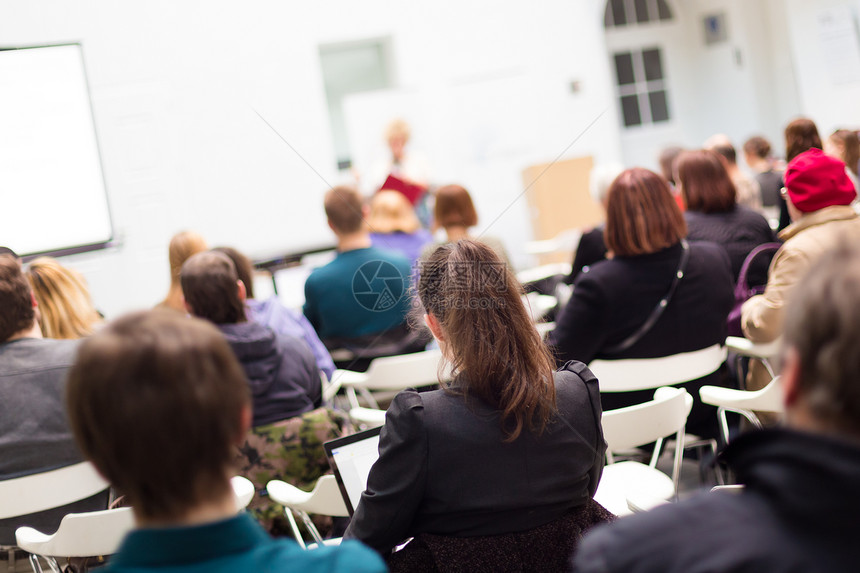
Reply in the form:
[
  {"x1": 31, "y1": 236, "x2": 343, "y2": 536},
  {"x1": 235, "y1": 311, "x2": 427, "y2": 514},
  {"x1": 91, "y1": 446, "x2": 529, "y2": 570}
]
[
  {"x1": 685, "y1": 206, "x2": 777, "y2": 287},
  {"x1": 219, "y1": 321, "x2": 320, "y2": 427},
  {"x1": 344, "y1": 362, "x2": 606, "y2": 555},
  {"x1": 548, "y1": 241, "x2": 734, "y2": 438},
  {"x1": 574, "y1": 428, "x2": 860, "y2": 572},
  {"x1": 565, "y1": 226, "x2": 608, "y2": 285}
]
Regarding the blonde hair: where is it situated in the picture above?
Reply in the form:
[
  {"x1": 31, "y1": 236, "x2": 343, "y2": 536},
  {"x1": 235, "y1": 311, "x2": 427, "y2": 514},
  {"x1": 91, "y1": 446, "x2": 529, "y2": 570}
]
[
  {"x1": 368, "y1": 190, "x2": 421, "y2": 234},
  {"x1": 385, "y1": 119, "x2": 411, "y2": 143},
  {"x1": 159, "y1": 230, "x2": 208, "y2": 312},
  {"x1": 26, "y1": 257, "x2": 102, "y2": 339}
]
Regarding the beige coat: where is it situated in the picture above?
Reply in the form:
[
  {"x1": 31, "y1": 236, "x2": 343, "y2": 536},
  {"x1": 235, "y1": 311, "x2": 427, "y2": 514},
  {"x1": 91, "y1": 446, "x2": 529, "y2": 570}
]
[{"x1": 742, "y1": 205, "x2": 860, "y2": 344}]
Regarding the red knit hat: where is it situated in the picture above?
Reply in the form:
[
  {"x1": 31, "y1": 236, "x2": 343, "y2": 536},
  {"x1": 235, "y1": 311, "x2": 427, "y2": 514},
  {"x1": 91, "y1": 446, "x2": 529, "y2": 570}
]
[{"x1": 784, "y1": 148, "x2": 857, "y2": 213}]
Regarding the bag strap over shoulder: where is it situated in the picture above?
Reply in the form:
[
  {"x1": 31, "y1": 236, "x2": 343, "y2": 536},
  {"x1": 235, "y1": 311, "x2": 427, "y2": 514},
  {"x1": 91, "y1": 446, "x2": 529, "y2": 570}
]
[{"x1": 603, "y1": 240, "x2": 690, "y2": 355}]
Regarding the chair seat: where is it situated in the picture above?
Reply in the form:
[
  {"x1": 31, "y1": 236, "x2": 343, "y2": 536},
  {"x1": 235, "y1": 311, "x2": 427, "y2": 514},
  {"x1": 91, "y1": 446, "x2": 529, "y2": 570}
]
[
  {"x1": 724, "y1": 336, "x2": 781, "y2": 360},
  {"x1": 699, "y1": 383, "x2": 783, "y2": 413},
  {"x1": 594, "y1": 461, "x2": 675, "y2": 516},
  {"x1": 307, "y1": 538, "x2": 343, "y2": 550}
]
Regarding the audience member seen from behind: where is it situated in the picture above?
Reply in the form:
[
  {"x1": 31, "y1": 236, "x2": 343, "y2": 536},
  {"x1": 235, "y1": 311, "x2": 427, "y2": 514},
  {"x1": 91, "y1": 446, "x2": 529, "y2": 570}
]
[
  {"x1": 575, "y1": 242, "x2": 860, "y2": 573},
  {"x1": 743, "y1": 135, "x2": 783, "y2": 220},
  {"x1": 705, "y1": 134, "x2": 763, "y2": 212},
  {"x1": 0, "y1": 255, "x2": 105, "y2": 545},
  {"x1": 368, "y1": 190, "x2": 433, "y2": 266},
  {"x1": 742, "y1": 149, "x2": 860, "y2": 391},
  {"x1": 429, "y1": 183, "x2": 512, "y2": 268},
  {"x1": 675, "y1": 149, "x2": 777, "y2": 286},
  {"x1": 304, "y1": 186, "x2": 413, "y2": 346},
  {"x1": 66, "y1": 310, "x2": 386, "y2": 573},
  {"x1": 548, "y1": 168, "x2": 734, "y2": 440},
  {"x1": 156, "y1": 230, "x2": 207, "y2": 312},
  {"x1": 564, "y1": 164, "x2": 624, "y2": 285},
  {"x1": 824, "y1": 129, "x2": 860, "y2": 186},
  {"x1": 213, "y1": 246, "x2": 335, "y2": 381},
  {"x1": 779, "y1": 118, "x2": 823, "y2": 231},
  {"x1": 26, "y1": 257, "x2": 103, "y2": 339},
  {"x1": 181, "y1": 251, "x2": 320, "y2": 428},
  {"x1": 345, "y1": 240, "x2": 608, "y2": 566},
  {"x1": 658, "y1": 145, "x2": 686, "y2": 211}
]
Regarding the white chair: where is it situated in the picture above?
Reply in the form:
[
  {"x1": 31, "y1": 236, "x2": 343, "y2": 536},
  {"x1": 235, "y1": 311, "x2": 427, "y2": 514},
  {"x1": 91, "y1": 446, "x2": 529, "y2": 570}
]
[
  {"x1": 0, "y1": 462, "x2": 109, "y2": 521},
  {"x1": 521, "y1": 292, "x2": 558, "y2": 323},
  {"x1": 348, "y1": 406, "x2": 387, "y2": 429},
  {"x1": 699, "y1": 376, "x2": 784, "y2": 444},
  {"x1": 588, "y1": 344, "x2": 728, "y2": 392},
  {"x1": 523, "y1": 228, "x2": 582, "y2": 257},
  {"x1": 594, "y1": 387, "x2": 692, "y2": 517},
  {"x1": 14, "y1": 475, "x2": 256, "y2": 572},
  {"x1": 515, "y1": 262, "x2": 573, "y2": 287},
  {"x1": 266, "y1": 475, "x2": 348, "y2": 550},
  {"x1": 329, "y1": 349, "x2": 450, "y2": 410},
  {"x1": 725, "y1": 336, "x2": 781, "y2": 382}
]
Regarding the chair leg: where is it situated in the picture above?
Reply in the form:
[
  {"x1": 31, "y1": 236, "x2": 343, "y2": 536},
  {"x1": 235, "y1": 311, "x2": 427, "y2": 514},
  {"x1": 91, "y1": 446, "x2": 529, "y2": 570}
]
[
  {"x1": 28, "y1": 554, "x2": 43, "y2": 573},
  {"x1": 670, "y1": 429, "x2": 685, "y2": 499},
  {"x1": 284, "y1": 507, "x2": 307, "y2": 550},
  {"x1": 299, "y1": 510, "x2": 326, "y2": 546}
]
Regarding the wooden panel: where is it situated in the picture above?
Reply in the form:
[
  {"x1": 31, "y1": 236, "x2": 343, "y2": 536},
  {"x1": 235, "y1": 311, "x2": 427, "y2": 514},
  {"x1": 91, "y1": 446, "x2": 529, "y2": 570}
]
[{"x1": 523, "y1": 155, "x2": 604, "y2": 264}]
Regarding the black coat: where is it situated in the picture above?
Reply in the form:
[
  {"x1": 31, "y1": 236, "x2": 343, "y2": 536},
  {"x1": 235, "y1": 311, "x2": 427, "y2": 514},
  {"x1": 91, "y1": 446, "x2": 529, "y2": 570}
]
[
  {"x1": 344, "y1": 362, "x2": 606, "y2": 555},
  {"x1": 548, "y1": 241, "x2": 734, "y2": 438},
  {"x1": 574, "y1": 428, "x2": 860, "y2": 572},
  {"x1": 565, "y1": 226, "x2": 608, "y2": 285},
  {"x1": 685, "y1": 206, "x2": 777, "y2": 287}
]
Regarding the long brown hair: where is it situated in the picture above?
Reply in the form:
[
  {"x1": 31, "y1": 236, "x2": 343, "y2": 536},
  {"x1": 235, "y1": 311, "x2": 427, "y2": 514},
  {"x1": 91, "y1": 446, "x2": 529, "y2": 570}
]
[
  {"x1": 418, "y1": 240, "x2": 556, "y2": 440},
  {"x1": 785, "y1": 118, "x2": 822, "y2": 163},
  {"x1": 829, "y1": 129, "x2": 860, "y2": 177},
  {"x1": 605, "y1": 168, "x2": 687, "y2": 257}
]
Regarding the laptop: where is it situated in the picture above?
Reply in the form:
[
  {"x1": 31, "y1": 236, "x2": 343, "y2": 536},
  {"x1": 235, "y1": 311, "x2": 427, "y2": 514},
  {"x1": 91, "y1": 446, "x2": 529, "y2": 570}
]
[{"x1": 324, "y1": 427, "x2": 382, "y2": 516}]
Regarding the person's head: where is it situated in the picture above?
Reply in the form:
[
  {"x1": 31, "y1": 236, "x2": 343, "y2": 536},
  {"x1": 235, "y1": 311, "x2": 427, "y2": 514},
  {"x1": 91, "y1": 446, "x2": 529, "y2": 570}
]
[
  {"x1": 782, "y1": 243, "x2": 860, "y2": 440},
  {"x1": 704, "y1": 134, "x2": 738, "y2": 166},
  {"x1": 434, "y1": 184, "x2": 479, "y2": 231},
  {"x1": 385, "y1": 119, "x2": 411, "y2": 161},
  {"x1": 0, "y1": 255, "x2": 36, "y2": 342},
  {"x1": 743, "y1": 136, "x2": 772, "y2": 161},
  {"x1": 180, "y1": 251, "x2": 246, "y2": 325},
  {"x1": 368, "y1": 190, "x2": 421, "y2": 234},
  {"x1": 417, "y1": 240, "x2": 556, "y2": 441},
  {"x1": 25, "y1": 257, "x2": 101, "y2": 340},
  {"x1": 675, "y1": 149, "x2": 737, "y2": 214},
  {"x1": 824, "y1": 129, "x2": 860, "y2": 177},
  {"x1": 783, "y1": 149, "x2": 856, "y2": 221},
  {"x1": 67, "y1": 310, "x2": 251, "y2": 522},
  {"x1": 168, "y1": 231, "x2": 208, "y2": 285},
  {"x1": 324, "y1": 186, "x2": 367, "y2": 236},
  {"x1": 604, "y1": 168, "x2": 687, "y2": 257},
  {"x1": 785, "y1": 117, "x2": 822, "y2": 163},
  {"x1": 213, "y1": 247, "x2": 256, "y2": 300},
  {"x1": 589, "y1": 163, "x2": 625, "y2": 207},
  {"x1": 0, "y1": 246, "x2": 19, "y2": 260},
  {"x1": 658, "y1": 146, "x2": 684, "y2": 186}
]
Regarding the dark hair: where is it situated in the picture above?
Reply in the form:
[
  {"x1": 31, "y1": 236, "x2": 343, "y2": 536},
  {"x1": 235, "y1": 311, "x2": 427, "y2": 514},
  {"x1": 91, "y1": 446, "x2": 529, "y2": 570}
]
[
  {"x1": 604, "y1": 168, "x2": 687, "y2": 257},
  {"x1": 0, "y1": 255, "x2": 35, "y2": 342},
  {"x1": 324, "y1": 186, "x2": 365, "y2": 234},
  {"x1": 709, "y1": 142, "x2": 737, "y2": 165},
  {"x1": 675, "y1": 149, "x2": 737, "y2": 214},
  {"x1": 743, "y1": 136, "x2": 772, "y2": 160},
  {"x1": 829, "y1": 129, "x2": 860, "y2": 177},
  {"x1": 67, "y1": 310, "x2": 250, "y2": 521},
  {"x1": 213, "y1": 246, "x2": 256, "y2": 299},
  {"x1": 658, "y1": 146, "x2": 684, "y2": 185},
  {"x1": 180, "y1": 251, "x2": 246, "y2": 324},
  {"x1": 784, "y1": 243, "x2": 860, "y2": 438},
  {"x1": 785, "y1": 118, "x2": 822, "y2": 163},
  {"x1": 434, "y1": 184, "x2": 479, "y2": 229},
  {"x1": 418, "y1": 240, "x2": 556, "y2": 441}
]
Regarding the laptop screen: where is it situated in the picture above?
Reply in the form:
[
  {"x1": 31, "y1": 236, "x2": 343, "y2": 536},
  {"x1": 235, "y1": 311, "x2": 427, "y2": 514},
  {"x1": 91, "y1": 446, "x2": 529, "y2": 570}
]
[{"x1": 324, "y1": 427, "x2": 382, "y2": 515}]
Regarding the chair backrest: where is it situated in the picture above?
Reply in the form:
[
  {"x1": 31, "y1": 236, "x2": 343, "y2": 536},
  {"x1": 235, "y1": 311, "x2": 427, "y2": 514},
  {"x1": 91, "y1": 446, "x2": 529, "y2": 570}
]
[
  {"x1": 601, "y1": 387, "x2": 692, "y2": 452},
  {"x1": 16, "y1": 507, "x2": 134, "y2": 557},
  {"x1": 362, "y1": 349, "x2": 450, "y2": 390},
  {"x1": 589, "y1": 344, "x2": 727, "y2": 392},
  {"x1": 267, "y1": 474, "x2": 348, "y2": 517},
  {"x1": 0, "y1": 462, "x2": 109, "y2": 519},
  {"x1": 231, "y1": 475, "x2": 255, "y2": 510}
]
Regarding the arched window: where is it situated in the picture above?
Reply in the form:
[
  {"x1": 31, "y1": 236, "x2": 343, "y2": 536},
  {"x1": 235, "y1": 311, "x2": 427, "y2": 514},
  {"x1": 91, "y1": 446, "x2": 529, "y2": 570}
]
[{"x1": 604, "y1": 0, "x2": 672, "y2": 28}]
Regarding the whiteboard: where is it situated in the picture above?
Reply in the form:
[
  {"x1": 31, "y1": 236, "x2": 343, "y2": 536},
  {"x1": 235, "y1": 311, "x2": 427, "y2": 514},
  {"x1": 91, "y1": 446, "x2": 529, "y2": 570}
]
[{"x1": 0, "y1": 44, "x2": 113, "y2": 257}]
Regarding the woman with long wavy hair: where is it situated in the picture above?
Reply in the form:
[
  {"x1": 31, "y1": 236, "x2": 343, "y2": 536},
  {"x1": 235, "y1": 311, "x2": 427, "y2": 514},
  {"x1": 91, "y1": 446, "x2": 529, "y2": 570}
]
[
  {"x1": 344, "y1": 240, "x2": 607, "y2": 562},
  {"x1": 26, "y1": 257, "x2": 102, "y2": 339}
]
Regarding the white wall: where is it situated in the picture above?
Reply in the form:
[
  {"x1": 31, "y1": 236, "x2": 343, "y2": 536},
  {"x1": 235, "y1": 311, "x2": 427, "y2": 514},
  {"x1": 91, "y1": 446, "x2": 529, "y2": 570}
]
[
  {"x1": 784, "y1": 0, "x2": 860, "y2": 134},
  {"x1": 0, "y1": 0, "x2": 622, "y2": 317}
]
